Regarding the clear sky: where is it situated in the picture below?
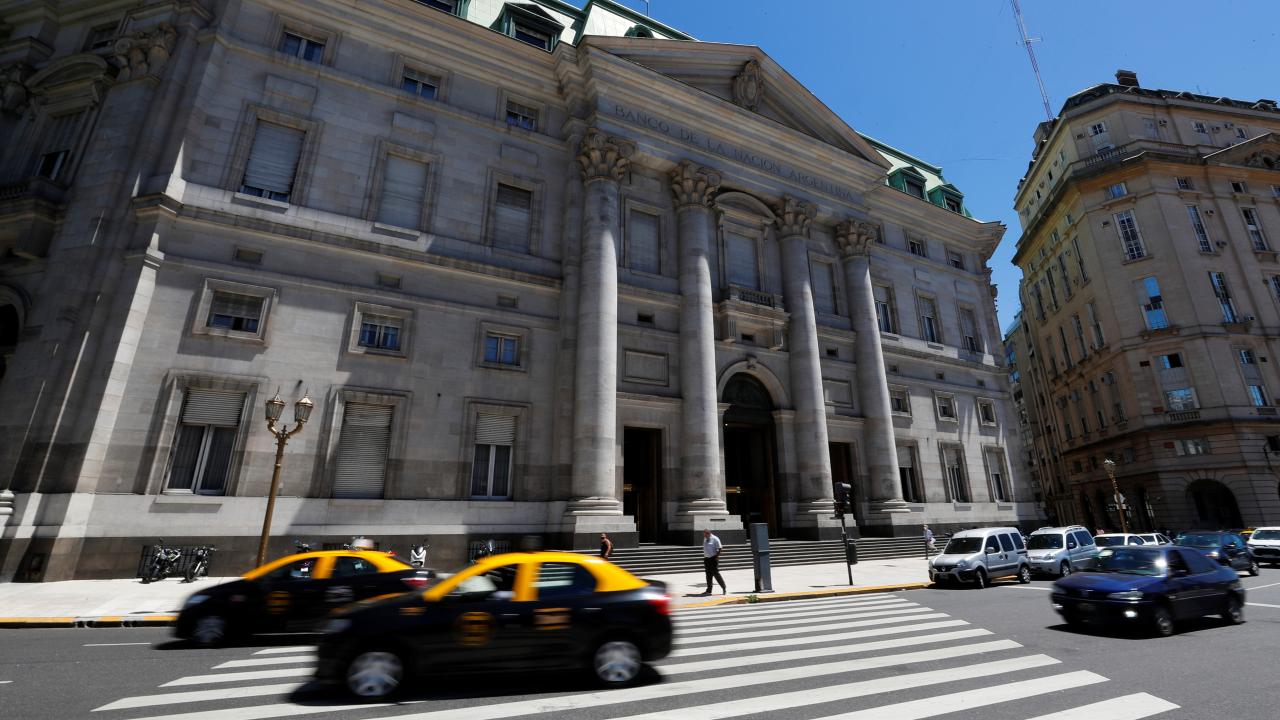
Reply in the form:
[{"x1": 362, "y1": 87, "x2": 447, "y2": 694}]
[{"x1": 612, "y1": 0, "x2": 1280, "y2": 333}]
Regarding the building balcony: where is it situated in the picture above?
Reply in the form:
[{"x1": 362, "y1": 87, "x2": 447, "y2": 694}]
[
  {"x1": 722, "y1": 284, "x2": 781, "y2": 309},
  {"x1": 0, "y1": 175, "x2": 67, "y2": 259},
  {"x1": 1165, "y1": 409, "x2": 1201, "y2": 423}
]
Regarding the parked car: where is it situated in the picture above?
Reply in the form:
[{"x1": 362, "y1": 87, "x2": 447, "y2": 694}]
[
  {"x1": 1138, "y1": 533, "x2": 1172, "y2": 546},
  {"x1": 1026, "y1": 526, "x2": 1098, "y2": 577},
  {"x1": 929, "y1": 527, "x2": 1031, "y2": 588},
  {"x1": 1095, "y1": 533, "x2": 1147, "y2": 547},
  {"x1": 1246, "y1": 527, "x2": 1280, "y2": 566},
  {"x1": 1176, "y1": 531, "x2": 1260, "y2": 576},
  {"x1": 1050, "y1": 545, "x2": 1245, "y2": 637}
]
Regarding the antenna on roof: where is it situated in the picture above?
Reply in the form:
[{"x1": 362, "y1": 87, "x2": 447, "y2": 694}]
[
  {"x1": 1010, "y1": 0, "x2": 1054, "y2": 120},
  {"x1": 642, "y1": 0, "x2": 650, "y2": 16}
]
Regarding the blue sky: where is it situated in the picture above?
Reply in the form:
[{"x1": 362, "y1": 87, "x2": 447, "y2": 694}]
[{"x1": 613, "y1": 0, "x2": 1280, "y2": 333}]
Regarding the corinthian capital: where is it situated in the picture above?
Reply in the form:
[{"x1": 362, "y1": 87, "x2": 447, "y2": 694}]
[
  {"x1": 834, "y1": 219, "x2": 880, "y2": 258},
  {"x1": 774, "y1": 196, "x2": 816, "y2": 238},
  {"x1": 577, "y1": 128, "x2": 634, "y2": 183},
  {"x1": 669, "y1": 160, "x2": 721, "y2": 207}
]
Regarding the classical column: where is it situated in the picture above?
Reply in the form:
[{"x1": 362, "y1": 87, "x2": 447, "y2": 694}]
[
  {"x1": 775, "y1": 197, "x2": 837, "y2": 529},
  {"x1": 836, "y1": 220, "x2": 910, "y2": 518},
  {"x1": 670, "y1": 161, "x2": 732, "y2": 531},
  {"x1": 566, "y1": 130, "x2": 632, "y2": 523}
]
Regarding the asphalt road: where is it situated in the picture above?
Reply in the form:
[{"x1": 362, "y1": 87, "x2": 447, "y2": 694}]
[{"x1": 2, "y1": 574, "x2": 1277, "y2": 719}]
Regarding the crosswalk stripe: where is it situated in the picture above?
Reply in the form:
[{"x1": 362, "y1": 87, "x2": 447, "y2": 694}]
[
  {"x1": 1021, "y1": 692, "x2": 1180, "y2": 720},
  {"x1": 213, "y1": 656, "x2": 318, "y2": 669},
  {"x1": 678, "y1": 594, "x2": 901, "y2": 615},
  {"x1": 160, "y1": 667, "x2": 313, "y2": 687},
  {"x1": 675, "y1": 603, "x2": 921, "y2": 633},
  {"x1": 125, "y1": 700, "x2": 396, "y2": 720},
  {"x1": 674, "y1": 611, "x2": 947, "y2": 645},
  {"x1": 676, "y1": 599, "x2": 914, "y2": 627},
  {"x1": 670, "y1": 618, "x2": 969, "y2": 657},
  {"x1": 818, "y1": 670, "x2": 1109, "y2": 720},
  {"x1": 661, "y1": 628, "x2": 996, "y2": 675},
  {"x1": 252, "y1": 647, "x2": 317, "y2": 656},
  {"x1": 607, "y1": 653, "x2": 1060, "y2": 720},
  {"x1": 92, "y1": 683, "x2": 304, "y2": 712}
]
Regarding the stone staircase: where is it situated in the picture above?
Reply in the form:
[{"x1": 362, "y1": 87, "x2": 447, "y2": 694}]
[{"x1": 571, "y1": 536, "x2": 942, "y2": 577}]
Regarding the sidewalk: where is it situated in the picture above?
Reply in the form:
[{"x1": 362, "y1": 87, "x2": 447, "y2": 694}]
[{"x1": 0, "y1": 557, "x2": 932, "y2": 626}]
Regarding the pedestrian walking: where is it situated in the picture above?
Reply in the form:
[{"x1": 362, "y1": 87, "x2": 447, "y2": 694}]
[
  {"x1": 599, "y1": 532, "x2": 613, "y2": 559},
  {"x1": 923, "y1": 524, "x2": 936, "y2": 552},
  {"x1": 700, "y1": 529, "x2": 727, "y2": 596}
]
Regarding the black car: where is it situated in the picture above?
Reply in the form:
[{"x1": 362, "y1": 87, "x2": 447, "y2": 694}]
[
  {"x1": 175, "y1": 550, "x2": 434, "y2": 646},
  {"x1": 1051, "y1": 545, "x2": 1245, "y2": 636},
  {"x1": 316, "y1": 552, "x2": 673, "y2": 700},
  {"x1": 1176, "y1": 530, "x2": 1260, "y2": 576}
]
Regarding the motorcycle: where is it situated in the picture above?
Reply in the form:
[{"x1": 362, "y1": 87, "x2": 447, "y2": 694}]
[
  {"x1": 141, "y1": 539, "x2": 182, "y2": 584},
  {"x1": 294, "y1": 539, "x2": 312, "y2": 553},
  {"x1": 409, "y1": 538, "x2": 430, "y2": 569},
  {"x1": 183, "y1": 545, "x2": 216, "y2": 583},
  {"x1": 473, "y1": 538, "x2": 497, "y2": 561}
]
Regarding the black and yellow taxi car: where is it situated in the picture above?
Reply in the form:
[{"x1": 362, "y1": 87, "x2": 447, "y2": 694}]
[
  {"x1": 175, "y1": 550, "x2": 434, "y2": 646},
  {"x1": 315, "y1": 551, "x2": 673, "y2": 700}
]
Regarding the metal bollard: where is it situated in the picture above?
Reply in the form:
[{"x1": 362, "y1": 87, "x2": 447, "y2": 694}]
[{"x1": 749, "y1": 523, "x2": 773, "y2": 593}]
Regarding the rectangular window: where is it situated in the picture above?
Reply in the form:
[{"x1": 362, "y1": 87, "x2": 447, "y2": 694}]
[
  {"x1": 959, "y1": 307, "x2": 981, "y2": 353},
  {"x1": 811, "y1": 260, "x2": 837, "y2": 315},
  {"x1": 1236, "y1": 127, "x2": 1249, "y2": 139},
  {"x1": 1249, "y1": 385, "x2": 1270, "y2": 407},
  {"x1": 1209, "y1": 271, "x2": 1238, "y2": 322},
  {"x1": 358, "y1": 314, "x2": 402, "y2": 352},
  {"x1": 240, "y1": 121, "x2": 305, "y2": 202},
  {"x1": 1272, "y1": 185, "x2": 1280, "y2": 199},
  {"x1": 1231, "y1": 180, "x2": 1247, "y2": 194},
  {"x1": 1089, "y1": 122, "x2": 1107, "y2": 136},
  {"x1": 1105, "y1": 182, "x2": 1128, "y2": 199},
  {"x1": 905, "y1": 178, "x2": 925, "y2": 199},
  {"x1": 1174, "y1": 439, "x2": 1209, "y2": 456},
  {"x1": 944, "y1": 446, "x2": 970, "y2": 503},
  {"x1": 1243, "y1": 208, "x2": 1269, "y2": 251},
  {"x1": 207, "y1": 292, "x2": 263, "y2": 333},
  {"x1": 874, "y1": 285, "x2": 897, "y2": 334},
  {"x1": 483, "y1": 333, "x2": 520, "y2": 366},
  {"x1": 471, "y1": 414, "x2": 515, "y2": 498},
  {"x1": 1114, "y1": 210, "x2": 1146, "y2": 260},
  {"x1": 1157, "y1": 353, "x2": 1182, "y2": 369},
  {"x1": 986, "y1": 449, "x2": 1008, "y2": 502},
  {"x1": 1070, "y1": 235, "x2": 1088, "y2": 281},
  {"x1": 1176, "y1": 176, "x2": 1193, "y2": 190},
  {"x1": 1186, "y1": 205, "x2": 1212, "y2": 252},
  {"x1": 512, "y1": 23, "x2": 551, "y2": 51},
  {"x1": 493, "y1": 184, "x2": 533, "y2": 252},
  {"x1": 400, "y1": 68, "x2": 440, "y2": 99},
  {"x1": 908, "y1": 237, "x2": 927, "y2": 257},
  {"x1": 376, "y1": 155, "x2": 429, "y2": 230},
  {"x1": 889, "y1": 386, "x2": 911, "y2": 415},
  {"x1": 977, "y1": 399, "x2": 997, "y2": 426},
  {"x1": 417, "y1": 0, "x2": 458, "y2": 13},
  {"x1": 918, "y1": 296, "x2": 940, "y2": 343},
  {"x1": 1271, "y1": 275, "x2": 1280, "y2": 304},
  {"x1": 946, "y1": 249, "x2": 964, "y2": 270},
  {"x1": 1072, "y1": 314, "x2": 1087, "y2": 358},
  {"x1": 935, "y1": 393, "x2": 956, "y2": 421},
  {"x1": 1055, "y1": 255, "x2": 1072, "y2": 299},
  {"x1": 333, "y1": 402, "x2": 394, "y2": 499},
  {"x1": 944, "y1": 197, "x2": 961, "y2": 213},
  {"x1": 167, "y1": 389, "x2": 245, "y2": 495},
  {"x1": 1193, "y1": 121, "x2": 1208, "y2": 135},
  {"x1": 1165, "y1": 387, "x2": 1198, "y2": 411},
  {"x1": 626, "y1": 209, "x2": 660, "y2": 275},
  {"x1": 1046, "y1": 272, "x2": 1060, "y2": 310},
  {"x1": 1086, "y1": 302, "x2": 1105, "y2": 348},
  {"x1": 505, "y1": 100, "x2": 538, "y2": 131},
  {"x1": 726, "y1": 232, "x2": 759, "y2": 289},
  {"x1": 1058, "y1": 326, "x2": 1073, "y2": 368},
  {"x1": 897, "y1": 445, "x2": 921, "y2": 503},
  {"x1": 278, "y1": 31, "x2": 325, "y2": 63},
  {"x1": 1139, "y1": 277, "x2": 1168, "y2": 330},
  {"x1": 1032, "y1": 285, "x2": 1046, "y2": 321}
]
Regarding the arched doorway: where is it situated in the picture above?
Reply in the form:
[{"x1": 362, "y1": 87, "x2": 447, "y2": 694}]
[
  {"x1": 0, "y1": 303, "x2": 19, "y2": 388},
  {"x1": 722, "y1": 374, "x2": 780, "y2": 536},
  {"x1": 1187, "y1": 479, "x2": 1244, "y2": 529}
]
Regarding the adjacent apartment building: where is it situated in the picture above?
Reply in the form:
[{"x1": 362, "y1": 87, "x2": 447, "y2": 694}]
[
  {"x1": 0, "y1": 0, "x2": 1029, "y2": 580},
  {"x1": 1013, "y1": 69, "x2": 1280, "y2": 534}
]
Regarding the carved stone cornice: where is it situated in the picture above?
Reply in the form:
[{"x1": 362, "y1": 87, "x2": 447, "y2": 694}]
[
  {"x1": 774, "y1": 196, "x2": 816, "y2": 238},
  {"x1": 577, "y1": 128, "x2": 634, "y2": 183},
  {"x1": 834, "y1": 219, "x2": 880, "y2": 258},
  {"x1": 110, "y1": 24, "x2": 177, "y2": 82},
  {"x1": 0, "y1": 62, "x2": 32, "y2": 116},
  {"x1": 669, "y1": 160, "x2": 721, "y2": 208}
]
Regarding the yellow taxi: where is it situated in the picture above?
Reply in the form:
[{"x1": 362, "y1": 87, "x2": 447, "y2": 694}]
[
  {"x1": 315, "y1": 551, "x2": 673, "y2": 699},
  {"x1": 175, "y1": 549, "x2": 434, "y2": 646}
]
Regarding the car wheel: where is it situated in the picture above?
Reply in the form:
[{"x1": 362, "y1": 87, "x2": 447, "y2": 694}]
[
  {"x1": 346, "y1": 650, "x2": 405, "y2": 700},
  {"x1": 1151, "y1": 606, "x2": 1175, "y2": 637},
  {"x1": 1061, "y1": 610, "x2": 1082, "y2": 627},
  {"x1": 191, "y1": 614, "x2": 229, "y2": 647},
  {"x1": 1248, "y1": 560, "x2": 1260, "y2": 577},
  {"x1": 1222, "y1": 596, "x2": 1245, "y2": 625},
  {"x1": 1059, "y1": 562, "x2": 1071, "y2": 577},
  {"x1": 1018, "y1": 565, "x2": 1032, "y2": 584},
  {"x1": 972, "y1": 569, "x2": 987, "y2": 589},
  {"x1": 592, "y1": 639, "x2": 642, "y2": 686}
]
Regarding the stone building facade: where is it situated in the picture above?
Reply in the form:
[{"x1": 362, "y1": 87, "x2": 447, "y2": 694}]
[
  {"x1": 0, "y1": 0, "x2": 1029, "y2": 580},
  {"x1": 1013, "y1": 70, "x2": 1280, "y2": 534}
]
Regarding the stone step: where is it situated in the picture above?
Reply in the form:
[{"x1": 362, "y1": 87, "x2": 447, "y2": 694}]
[{"x1": 567, "y1": 536, "x2": 942, "y2": 576}]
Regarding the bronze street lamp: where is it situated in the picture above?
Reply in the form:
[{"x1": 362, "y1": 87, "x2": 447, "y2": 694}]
[
  {"x1": 255, "y1": 390, "x2": 314, "y2": 568},
  {"x1": 1102, "y1": 458, "x2": 1129, "y2": 534}
]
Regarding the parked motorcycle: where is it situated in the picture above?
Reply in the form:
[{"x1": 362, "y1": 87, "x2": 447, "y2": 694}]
[
  {"x1": 409, "y1": 538, "x2": 430, "y2": 568},
  {"x1": 183, "y1": 545, "x2": 215, "y2": 583},
  {"x1": 473, "y1": 538, "x2": 497, "y2": 561},
  {"x1": 294, "y1": 539, "x2": 312, "y2": 553},
  {"x1": 141, "y1": 539, "x2": 182, "y2": 584}
]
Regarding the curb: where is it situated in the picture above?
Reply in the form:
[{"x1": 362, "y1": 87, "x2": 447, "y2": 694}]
[
  {"x1": 0, "y1": 614, "x2": 177, "y2": 629},
  {"x1": 678, "y1": 581, "x2": 934, "y2": 609}
]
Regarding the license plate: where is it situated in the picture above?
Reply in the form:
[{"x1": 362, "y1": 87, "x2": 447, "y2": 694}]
[{"x1": 1077, "y1": 602, "x2": 1096, "y2": 613}]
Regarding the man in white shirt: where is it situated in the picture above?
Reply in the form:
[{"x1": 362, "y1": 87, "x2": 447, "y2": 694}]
[{"x1": 701, "y1": 529, "x2": 727, "y2": 595}]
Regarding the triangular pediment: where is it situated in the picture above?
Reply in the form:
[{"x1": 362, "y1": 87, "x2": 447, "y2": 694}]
[
  {"x1": 1205, "y1": 133, "x2": 1280, "y2": 171},
  {"x1": 581, "y1": 37, "x2": 890, "y2": 170}
]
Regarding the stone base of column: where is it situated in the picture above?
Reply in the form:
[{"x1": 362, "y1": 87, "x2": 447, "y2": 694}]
[
  {"x1": 667, "y1": 498, "x2": 744, "y2": 545},
  {"x1": 858, "y1": 501, "x2": 925, "y2": 538},
  {"x1": 785, "y1": 499, "x2": 847, "y2": 541},
  {"x1": 558, "y1": 497, "x2": 634, "y2": 550}
]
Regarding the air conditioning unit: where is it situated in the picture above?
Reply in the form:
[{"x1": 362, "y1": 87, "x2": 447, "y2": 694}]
[{"x1": 1158, "y1": 119, "x2": 1168, "y2": 126}]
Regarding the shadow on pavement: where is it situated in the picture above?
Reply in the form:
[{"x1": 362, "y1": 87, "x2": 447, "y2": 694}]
[
  {"x1": 1046, "y1": 615, "x2": 1237, "y2": 640},
  {"x1": 286, "y1": 666, "x2": 664, "y2": 705},
  {"x1": 152, "y1": 632, "x2": 321, "y2": 651}
]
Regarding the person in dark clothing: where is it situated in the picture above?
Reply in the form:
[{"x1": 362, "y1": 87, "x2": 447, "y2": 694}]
[
  {"x1": 700, "y1": 529, "x2": 727, "y2": 595},
  {"x1": 599, "y1": 533, "x2": 613, "y2": 559}
]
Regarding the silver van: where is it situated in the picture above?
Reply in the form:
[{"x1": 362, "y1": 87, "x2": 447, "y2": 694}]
[
  {"x1": 929, "y1": 527, "x2": 1031, "y2": 588},
  {"x1": 1026, "y1": 526, "x2": 1098, "y2": 577}
]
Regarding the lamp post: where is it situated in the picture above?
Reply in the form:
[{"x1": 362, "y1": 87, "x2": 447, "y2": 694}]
[
  {"x1": 1103, "y1": 458, "x2": 1129, "y2": 534},
  {"x1": 255, "y1": 390, "x2": 314, "y2": 568}
]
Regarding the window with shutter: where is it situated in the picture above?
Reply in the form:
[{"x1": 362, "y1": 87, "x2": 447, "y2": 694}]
[
  {"x1": 726, "y1": 232, "x2": 758, "y2": 289},
  {"x1": 627, "y1": 210, "x2": 660, "y2": 274},
  {"x1": 811, "y1": 260, "x2": 836, "y2": 314},
  {"x1": 207, "y1": 292, "x2": 264, "y2": 333},
  {"x1": 167, "y1": 388, "x2": 246, "y2": 495},
  {"x1": 945, "y1": 446, "x2": 970, "y2": 503},
  {"x1": 959, "y1": 308, "x2": 981, "y2": 352},
  {"x1": 376, "y1": 155, "x2": 429, "y2": 230},
  {"x1": 471, "y1": 413, "x2": 515, "y2": 498},
  {"x1": 31, "y1": 111, "x2": 87, "y2": 182},
  {"x1": 986, "y1": 449, "x2": 1008, "y2": 502},
  {"x1": 333, "y1": 402, "x2": 394, "y2": 499},
  {"x1": 919, "y1": 296, "x2": 940, "y2": 343},
  {"x1": 241, "y1": 122, "x2": 305, "y2": 202},
  {"x1": 874, "y1": 285, "x2": 896, "y2": 334},
  {"x1": 897, "y1": 444, "x2": 920, "y2": 503},
  {"x1": 493, "y1": 184, "x2": 533, "y2": 252}
]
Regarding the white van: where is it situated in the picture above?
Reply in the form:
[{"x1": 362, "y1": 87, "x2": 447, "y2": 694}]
[{"x1": 929, "y1": 527, "x2": 1031, "y2": 588}]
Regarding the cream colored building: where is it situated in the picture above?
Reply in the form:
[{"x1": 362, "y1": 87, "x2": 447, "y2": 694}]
[
  {"x1": 1013, "y1": 70, "x2": 1280, "y2": 533},
  {"x1": 0, "y1": 0, "x2": 1029, "y2": 580}
]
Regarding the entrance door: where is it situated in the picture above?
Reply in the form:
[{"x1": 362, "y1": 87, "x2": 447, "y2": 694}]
[
  {"x1": 722, "y1": 374, "x2": 780, "y2": 536},
  {"x1": 622, "y1": 428, "x2": 661, "y2": 543}
]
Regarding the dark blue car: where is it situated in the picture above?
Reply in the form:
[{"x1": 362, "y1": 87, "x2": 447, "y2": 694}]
[{"x1": 1051, "y1": 545, "x2": 1245, "y2": 637}]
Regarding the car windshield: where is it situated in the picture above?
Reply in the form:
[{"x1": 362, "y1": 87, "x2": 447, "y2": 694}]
[
  {"x1": 1252, "y1": 530, "x2": 1280, "y2": 541},
  {"x1": 944, "y1": 537, "x2": 983, "y2": 554},
  {"x1": 1096, "y1": 547, "x2": 1166, "y2": 576},
  {"x1": 1178, "y1": 533, "x2": 1221, "y2": 548},
  {"x1": 1094, "y1": 536, "x2": 1126, "y2": 547},
  {"x1": 1028, "y1": 534, "x2": 1063, "y2": 550}
]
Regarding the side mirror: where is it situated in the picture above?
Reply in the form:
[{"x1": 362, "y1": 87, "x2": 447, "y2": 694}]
[
  {"x1": 986, "y1": 546, "x2": 999, "y2": 554},
  {"x1": 1067, "y1": 541, "x2": 1077, "y2": 549}
]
